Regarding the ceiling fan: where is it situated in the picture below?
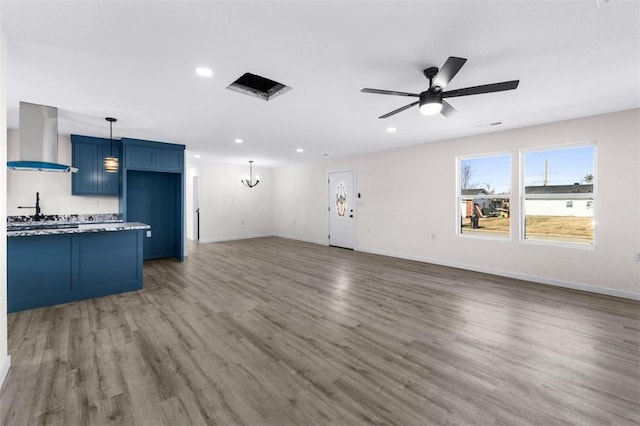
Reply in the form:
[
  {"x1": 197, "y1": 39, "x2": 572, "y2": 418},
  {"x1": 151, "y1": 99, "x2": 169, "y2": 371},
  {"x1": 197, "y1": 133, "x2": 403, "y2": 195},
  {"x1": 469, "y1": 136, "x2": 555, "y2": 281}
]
[{"x1": 361, "y1": 56, "x2": 519, "y2": 119}]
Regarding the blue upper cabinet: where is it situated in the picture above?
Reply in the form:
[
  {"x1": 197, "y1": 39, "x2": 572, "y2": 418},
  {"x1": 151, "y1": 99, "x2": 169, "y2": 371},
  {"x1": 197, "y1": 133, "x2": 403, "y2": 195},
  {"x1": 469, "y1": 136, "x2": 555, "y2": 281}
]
[
  {"x1": 71, "y1": 135, "x2": 121, "y2": 195},
  {"x1": 122, "y1": 138, "x2": 184, "y2": 173}
]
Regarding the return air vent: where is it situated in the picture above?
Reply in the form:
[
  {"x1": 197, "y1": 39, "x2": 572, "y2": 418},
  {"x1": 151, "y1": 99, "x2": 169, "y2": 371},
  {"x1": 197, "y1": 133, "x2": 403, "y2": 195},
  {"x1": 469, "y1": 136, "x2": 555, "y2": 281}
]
[{"x1": 227, "y1": 72, "x2": 291, "y2": 101}]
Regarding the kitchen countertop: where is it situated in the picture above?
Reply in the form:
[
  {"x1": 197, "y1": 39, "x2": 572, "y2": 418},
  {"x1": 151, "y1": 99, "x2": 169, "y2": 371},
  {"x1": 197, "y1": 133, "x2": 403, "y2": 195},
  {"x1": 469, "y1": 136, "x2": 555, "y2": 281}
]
[{"x1": 7, "y1": 222, "x2": 150, "y2": 238}]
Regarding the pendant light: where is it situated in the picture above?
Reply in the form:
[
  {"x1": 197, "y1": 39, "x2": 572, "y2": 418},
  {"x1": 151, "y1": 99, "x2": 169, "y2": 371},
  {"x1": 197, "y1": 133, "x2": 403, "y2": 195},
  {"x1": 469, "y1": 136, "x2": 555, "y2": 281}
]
[
  {"x1": 241, "y1": 160, "x2": 260, "y2": 188},
  {"x1": 104, "y1": 117, "x2": 119, "y2": 173}
]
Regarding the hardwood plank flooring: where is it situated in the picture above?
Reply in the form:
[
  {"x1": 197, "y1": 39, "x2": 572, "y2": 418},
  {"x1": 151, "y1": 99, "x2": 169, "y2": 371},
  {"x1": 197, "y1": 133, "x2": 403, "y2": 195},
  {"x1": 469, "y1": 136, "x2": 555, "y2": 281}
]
[{"x1": 0, "y1": 237, "x2": 638, "y2": 425}]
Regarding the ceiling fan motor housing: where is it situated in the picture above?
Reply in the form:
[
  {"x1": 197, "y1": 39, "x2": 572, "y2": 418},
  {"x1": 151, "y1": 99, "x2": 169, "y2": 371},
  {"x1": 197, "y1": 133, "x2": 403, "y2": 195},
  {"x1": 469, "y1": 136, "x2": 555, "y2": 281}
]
[{"x1": 420, "y1": 90, "x2": 442, "y2": 104}]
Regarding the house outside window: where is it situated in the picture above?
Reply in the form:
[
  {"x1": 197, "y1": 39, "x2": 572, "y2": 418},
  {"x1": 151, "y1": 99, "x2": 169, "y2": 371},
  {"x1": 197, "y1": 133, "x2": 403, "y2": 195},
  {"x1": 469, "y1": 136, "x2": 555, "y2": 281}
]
[
  {"x1": 458, "y1": 154, "x2": 511, "y2": 238},
  {"x1": 521, "y1": 144, "x2": 595, "y2": 246}
]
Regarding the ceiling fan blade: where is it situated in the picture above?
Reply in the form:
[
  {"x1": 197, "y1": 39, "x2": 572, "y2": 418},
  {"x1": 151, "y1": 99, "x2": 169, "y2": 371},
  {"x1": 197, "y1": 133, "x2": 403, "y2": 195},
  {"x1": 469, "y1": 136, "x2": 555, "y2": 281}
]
[
  {"x1": 443, "y1": 80, "x2": 520, "y2": 98},
  {"x1": 440, "y1": 100, "x2": 458, "y2": 118},
  {"x1": 361, "y1": 88, "x2": 420, "y2": 97},
  {"x1": 433, "y1": 57, "x2": 467, "y2": 89},
  {"x1": 378, "y1": 101, "x2": 419, "y2": 119}
]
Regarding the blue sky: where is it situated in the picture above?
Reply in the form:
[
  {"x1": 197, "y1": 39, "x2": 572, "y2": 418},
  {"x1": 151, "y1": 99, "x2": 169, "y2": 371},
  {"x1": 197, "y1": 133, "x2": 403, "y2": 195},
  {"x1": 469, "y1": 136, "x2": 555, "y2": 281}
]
[
  {"x1": 523, "y1": 146, "x2": 594, "y2": 187},
  {"x1": 461, "y1": 155, "x2": 511, "y2": 194},
  {"x1": 461, "y1": 146, "x2": 594, "y2": 194}
]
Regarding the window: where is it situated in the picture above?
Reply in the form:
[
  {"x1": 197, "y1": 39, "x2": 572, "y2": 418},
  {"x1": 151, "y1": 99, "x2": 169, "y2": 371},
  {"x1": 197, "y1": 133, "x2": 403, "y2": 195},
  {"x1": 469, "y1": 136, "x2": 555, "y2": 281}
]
[
  {"x1": 458, "y1": 154, "x2": 511, "y2": 237},
  {"x1": 522, "y1": 144, "x2": 595, "y2": 245}
]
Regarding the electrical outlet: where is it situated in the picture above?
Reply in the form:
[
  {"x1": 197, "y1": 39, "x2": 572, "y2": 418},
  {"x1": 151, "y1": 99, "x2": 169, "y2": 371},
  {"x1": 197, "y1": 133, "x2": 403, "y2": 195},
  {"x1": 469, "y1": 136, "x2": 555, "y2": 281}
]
[
  {"x1": 89, "y1": 200, "x2": 98, "y2": 208},
  {"x1": 146, "y1": 231, "x2": 152, "y2": 238},
  {"x1": 635, "y1": 252, "x2": 640, "y2": 262}
]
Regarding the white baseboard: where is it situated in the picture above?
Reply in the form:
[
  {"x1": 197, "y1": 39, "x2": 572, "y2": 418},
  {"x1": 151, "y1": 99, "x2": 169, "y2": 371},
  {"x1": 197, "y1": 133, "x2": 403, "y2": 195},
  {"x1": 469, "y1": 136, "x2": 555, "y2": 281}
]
[
  {"x1": 273, "y1": 233, "x2": 328, "y2": 246},
  {"x1": 197, "y1": 233, "x2": 274, "y2": 244},
  {"x1": 354, "y1": 246, "x2": 640, "y2": 301},
  {"x1": 0, "y1": 355, "x2": 11, "y2": 390}
]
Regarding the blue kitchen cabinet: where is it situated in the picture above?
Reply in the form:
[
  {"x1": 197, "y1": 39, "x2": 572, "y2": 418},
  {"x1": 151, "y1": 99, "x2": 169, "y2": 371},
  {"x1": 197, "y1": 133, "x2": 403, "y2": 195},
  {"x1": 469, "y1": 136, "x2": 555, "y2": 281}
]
[
  {"x1": 71, "y1": 134, "x2": 121, "y2": 195},
  {"x1": 120, "y1": 138, "x2": 185, "y2": 261},
  {"x1": 126, "y1": 170, "x2": 181, "y2": 260},
  {"x1": 7, "y1": 235, "x2": 73, "y2": 308},
  {"x1": 122, "y1": 138, "x2": 183, "y2": 173},
  {"x1": 7, "y1": 229, "x2": 144, "y2": 312}
]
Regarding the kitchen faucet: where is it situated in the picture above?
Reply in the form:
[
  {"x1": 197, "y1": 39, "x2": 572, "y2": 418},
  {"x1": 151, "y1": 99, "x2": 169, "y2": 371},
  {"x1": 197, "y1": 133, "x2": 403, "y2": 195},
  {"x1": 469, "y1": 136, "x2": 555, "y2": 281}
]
[{"x1": 18, "y1": 192, "x2": 45, "y2": 221}]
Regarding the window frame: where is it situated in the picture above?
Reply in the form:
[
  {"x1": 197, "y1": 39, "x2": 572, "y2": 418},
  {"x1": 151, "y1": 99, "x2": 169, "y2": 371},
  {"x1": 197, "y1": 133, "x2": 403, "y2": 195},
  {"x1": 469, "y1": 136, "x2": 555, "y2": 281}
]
[
  {"x1": 519, "y1": 141, "x2": 597, "y2": 249},
  {"x1": 456, "y1": 152, "x2": 512, "y2": 240}
]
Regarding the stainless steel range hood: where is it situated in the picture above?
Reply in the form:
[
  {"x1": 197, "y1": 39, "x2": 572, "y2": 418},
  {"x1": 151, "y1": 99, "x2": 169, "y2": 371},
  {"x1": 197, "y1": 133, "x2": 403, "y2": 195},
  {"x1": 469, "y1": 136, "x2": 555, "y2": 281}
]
[{"x1": 7, "y1": 101, "x2": 77, "y2": 172}]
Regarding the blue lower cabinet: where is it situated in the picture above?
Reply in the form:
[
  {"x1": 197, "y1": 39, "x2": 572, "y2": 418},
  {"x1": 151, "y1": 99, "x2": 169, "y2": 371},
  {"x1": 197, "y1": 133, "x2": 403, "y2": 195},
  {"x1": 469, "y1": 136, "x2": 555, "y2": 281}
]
[
  {"x1": 7, "y1": 235, "x2": 73, "y2": 309},
  {"x1": 7, "y1": 230, "x2": 144, "y2": 313}
]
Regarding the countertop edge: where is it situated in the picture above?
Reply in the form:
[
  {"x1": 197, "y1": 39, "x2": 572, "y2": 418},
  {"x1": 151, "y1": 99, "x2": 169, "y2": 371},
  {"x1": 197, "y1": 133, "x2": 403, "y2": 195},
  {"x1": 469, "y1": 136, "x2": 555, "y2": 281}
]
[{"x1": 7, "y1": 222, "x2": 151, "y2": 238}]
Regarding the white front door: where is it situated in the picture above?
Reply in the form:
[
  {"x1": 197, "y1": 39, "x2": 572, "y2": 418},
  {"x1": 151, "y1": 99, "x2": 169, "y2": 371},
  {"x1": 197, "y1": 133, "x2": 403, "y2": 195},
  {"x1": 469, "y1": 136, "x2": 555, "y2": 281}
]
[{"x1": 328, "y1": 170, "x2": 356, "y2": 249}]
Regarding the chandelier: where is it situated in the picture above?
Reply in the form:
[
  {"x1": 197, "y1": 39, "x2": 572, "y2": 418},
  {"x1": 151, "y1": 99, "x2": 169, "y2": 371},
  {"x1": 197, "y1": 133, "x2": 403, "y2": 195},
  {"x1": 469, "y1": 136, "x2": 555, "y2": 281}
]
[{"x1": 241, "y1": 160, "x2": 260, "y2": 188}]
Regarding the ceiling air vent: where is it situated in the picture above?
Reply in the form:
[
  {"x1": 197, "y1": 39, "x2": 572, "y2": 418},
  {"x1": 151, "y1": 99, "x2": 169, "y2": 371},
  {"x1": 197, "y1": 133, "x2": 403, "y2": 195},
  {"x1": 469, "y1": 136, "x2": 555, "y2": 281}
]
[{"x1": 227, "y1": 72, "x2": 291, "y2": 101}]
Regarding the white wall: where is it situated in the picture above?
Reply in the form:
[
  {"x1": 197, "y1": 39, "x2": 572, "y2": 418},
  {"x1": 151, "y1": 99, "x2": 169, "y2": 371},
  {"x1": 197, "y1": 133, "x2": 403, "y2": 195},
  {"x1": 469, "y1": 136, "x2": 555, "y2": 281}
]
[
  {"x1": 6, "y1": 130, "x2": 119, "y2": 215},
  {"x1": 187, "y1": 162, "x2": 273, "y2": 243},
  {"x1": 0, "y1": 19, "x2": 11, "y2": 389},
  {"x1": 273, "y1": 109, "x2": 640, "y2": 299}
]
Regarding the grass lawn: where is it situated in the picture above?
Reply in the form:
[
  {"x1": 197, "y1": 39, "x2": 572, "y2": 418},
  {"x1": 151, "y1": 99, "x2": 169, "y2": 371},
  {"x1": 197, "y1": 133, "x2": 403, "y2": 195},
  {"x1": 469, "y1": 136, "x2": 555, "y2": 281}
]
[{"x1": 462, "y1": 215, "x2": 593, "y2": 243}]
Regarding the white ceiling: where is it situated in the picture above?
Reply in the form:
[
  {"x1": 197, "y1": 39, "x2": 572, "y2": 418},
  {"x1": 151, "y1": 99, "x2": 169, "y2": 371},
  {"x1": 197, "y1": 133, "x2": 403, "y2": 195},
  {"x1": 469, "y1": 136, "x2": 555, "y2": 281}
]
[{"x1": 1, "y1": 0, "x2": 639, "y2": 167}]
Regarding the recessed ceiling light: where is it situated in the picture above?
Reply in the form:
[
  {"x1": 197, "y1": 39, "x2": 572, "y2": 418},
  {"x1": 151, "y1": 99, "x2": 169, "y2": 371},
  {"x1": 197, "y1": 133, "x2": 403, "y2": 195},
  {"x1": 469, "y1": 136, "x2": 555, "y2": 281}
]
[
  {"x1": 296, "y1": 148, "x2": 304, "y2": 153},
  {"x1": 386, "y1": 127, "x2": 397, "y2": 133},
  {"x1": 195, "y1": 67, "x2": 213, "y2": 77},
  {"x1": 234, "y1": 138, "x2": 243, "y2": 144}
]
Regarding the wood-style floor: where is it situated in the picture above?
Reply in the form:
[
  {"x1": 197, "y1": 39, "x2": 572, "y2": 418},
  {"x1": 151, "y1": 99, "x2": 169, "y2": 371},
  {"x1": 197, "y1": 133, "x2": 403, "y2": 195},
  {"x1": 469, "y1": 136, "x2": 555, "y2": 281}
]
[{"x1": 0, "y1": 237, "x2": 638, "y2": 425}]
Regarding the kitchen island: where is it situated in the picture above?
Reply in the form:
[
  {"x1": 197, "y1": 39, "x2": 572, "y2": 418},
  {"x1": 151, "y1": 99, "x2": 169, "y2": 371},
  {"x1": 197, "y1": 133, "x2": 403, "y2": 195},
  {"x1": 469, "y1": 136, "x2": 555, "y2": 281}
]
[{"x1": 7, "y1": 221, "x2": 150, "y2": 312}]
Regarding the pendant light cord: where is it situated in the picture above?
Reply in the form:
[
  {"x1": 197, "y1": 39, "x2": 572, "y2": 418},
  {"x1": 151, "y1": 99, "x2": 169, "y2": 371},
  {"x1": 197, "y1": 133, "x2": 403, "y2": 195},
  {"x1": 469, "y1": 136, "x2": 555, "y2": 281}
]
[
  {"x1": 106, "y1": 117, "x2": 117, "y2": 156},
  {"x1": 109, "y1": 120, "x2": 113, "y2": 156}
]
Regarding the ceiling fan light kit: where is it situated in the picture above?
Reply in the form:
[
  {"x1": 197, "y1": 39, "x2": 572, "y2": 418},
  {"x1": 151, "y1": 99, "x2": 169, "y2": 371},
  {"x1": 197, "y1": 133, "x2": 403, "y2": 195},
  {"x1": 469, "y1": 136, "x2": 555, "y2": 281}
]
[
  {"x1": 419, "y1": 91, "x2": 443, "y2": 115},
  {"x1": 361, "y1": 56, "x2": 519, "y2": 119}
]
